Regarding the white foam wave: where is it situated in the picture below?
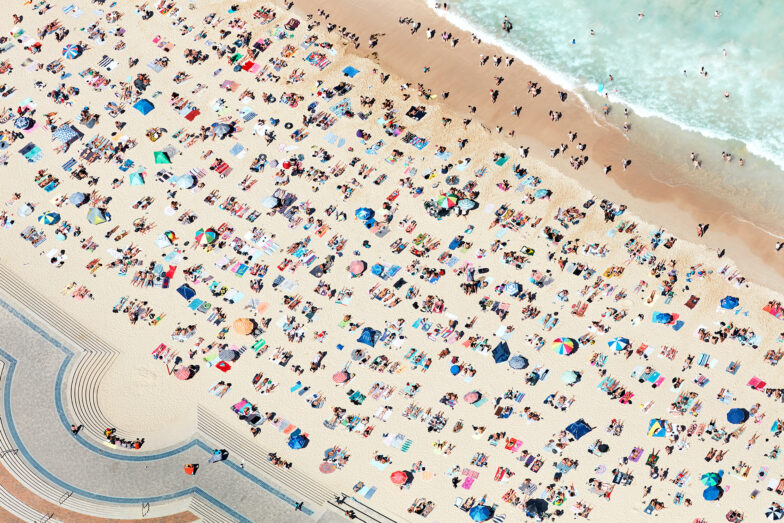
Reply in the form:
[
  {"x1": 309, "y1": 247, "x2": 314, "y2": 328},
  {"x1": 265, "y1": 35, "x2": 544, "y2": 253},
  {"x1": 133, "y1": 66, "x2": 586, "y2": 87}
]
[{"x1": 425, "y1": 1, "x2": 784, "y2": 171}]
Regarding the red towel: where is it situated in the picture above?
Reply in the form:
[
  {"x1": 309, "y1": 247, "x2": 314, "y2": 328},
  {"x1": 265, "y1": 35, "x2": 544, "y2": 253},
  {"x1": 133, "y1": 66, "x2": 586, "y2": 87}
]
[{"x1": 165, "y1": 265, "x2": 177, "y2": 279}]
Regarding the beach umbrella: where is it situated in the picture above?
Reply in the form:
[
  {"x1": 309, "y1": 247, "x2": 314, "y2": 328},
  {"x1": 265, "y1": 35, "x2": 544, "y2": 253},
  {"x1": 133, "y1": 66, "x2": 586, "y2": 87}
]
[
  {"x1": 349, "y1": 260, "x2": 367, "y2": 276},
  {"x1": 219, "y1": 349, "x2": 238, "y2": 362},
  {"x1": 62, "y1": 44, "x2": 81, "y2": 59},
  {"x1": 175, "y1": 366, "x2": 193, "y2": 380},
  {"x1": 767, "y1": 504, "x2": 784, "y2": 520},
  {"x1": 450, "y1": 365, "x2": 460, "y2": 375},
  {"x1": 332, "y1": 371, "x2": 349, "y2": 384},
  {"x1": 288, "y1": 434, "x2": 309, "y2": 450},
  {"x1": 436, "y1": 193, "x2": 458, "y2": 209},
  {"x1": 726, "y1": 408, "x2": 749, "y2": 424},
  {"x1": 154, "y1": 151, "x2": 171, "y2": 164},
  {"x1": 38, "y1": 211, "x2": 60, "y2": 225},
  {"x1": 561, "y1": 370, "x2": 580, "y2": 385},
  {"x1": 721, "y1": 296, "x2": 740, "y2": 310},
  {"x1": 390, "y1": 470, "x2": 408, "y2": 485},
  {"x1": 457, "y1": 198, "x2": 477, "y2": 211},
  {"x1": 355, "y1": 207, "x2": 374, "y2": 220},
  {"x1": 608, "y1": 337, "x2": 630, "y2": 351},
  {"x1": 163, "y1": 230, "x2": 177, "y2": 243},
  {"x1": 69, "y1": 192, "x2": 87, "y2": 206},
  {"x1": 261, "y1": 195, "x2": 280, "y2": 209},
  {"x1": 508, "y1": 355, "x2": 528, "y2": 370},
  {"x1": 56, "y1": 232, "x2": 67, "y2": 241},
  {"x1": 463, "y1": 391, "x2": 481, "y2": 404},
  {"x1": 14, "y1": 116, "x2": 33, "y2": 130},
  {"x1": 597, "y1": 443, "x2": 610, "y2": 453},
  {"x1": 700, "y1": 471, "x2": 723, "y2": 487},
  {"x1": 534, "y1": 188, "x2": 551, "y2": 199},
  {"x1": 469, "y1": 505, "x2": 494, "y2": 522},
  {"x1": 86, "y1": 207, "x2": 108, "y2": 224},
  {"x1": 702, "y1": 485, "x2": 723, "y2": 501},
  {"x1": 552, "y1": 337, "x2": 577, "y2": 355},
  {"x1": 351, "y1": 349, "x2": 366, "y2": 362},
  {"x1": 233, "y1": 317, "x2": 254, "y2": 335},
  {"x1": 176, "y1": 174, "x2": 195, "y2": 188},
  {"x1": 525, "y1": 499, "x2": 548, "y2": 517},
  {"x1": 18, "y1": 204, "x2": 33, "y2": 217}
]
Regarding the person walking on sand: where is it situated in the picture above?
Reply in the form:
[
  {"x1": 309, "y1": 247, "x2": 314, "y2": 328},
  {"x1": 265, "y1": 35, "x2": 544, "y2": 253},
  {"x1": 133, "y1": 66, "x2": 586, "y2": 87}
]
[{"x1": 776, "y1": 241, "x2": 784, "y2": 252}]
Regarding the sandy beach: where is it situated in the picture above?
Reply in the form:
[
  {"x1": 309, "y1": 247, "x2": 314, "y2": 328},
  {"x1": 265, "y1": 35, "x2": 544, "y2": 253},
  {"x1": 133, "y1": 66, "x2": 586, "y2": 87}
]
[{"x1": 0, "y1": 0, "x2": 783, "y2": 522}]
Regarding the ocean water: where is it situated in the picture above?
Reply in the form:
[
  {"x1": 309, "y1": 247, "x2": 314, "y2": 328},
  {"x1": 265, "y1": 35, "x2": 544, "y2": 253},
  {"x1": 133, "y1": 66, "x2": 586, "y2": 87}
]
[{"x1": 427, "y1": 0, "x2": 784, "y2": 233}]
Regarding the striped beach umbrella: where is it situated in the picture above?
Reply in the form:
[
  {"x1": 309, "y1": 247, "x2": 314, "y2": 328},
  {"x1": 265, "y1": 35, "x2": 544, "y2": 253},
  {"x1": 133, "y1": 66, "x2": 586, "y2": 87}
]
[
  {"x1": 38, "y1": 211, "x2": 60, "y2": 225},
  {"x1": 552, "y1": 337, "x2": 576, "y2": 355},
  {"x1": 608, "y1": 337, "x2": 630, "y2": 351},
  {"x1": 62, "y1": 44, "x2": 81, "y2": 59},
  {"x1": 436, "y1": 193, "x2": 458, "y2": 209}
]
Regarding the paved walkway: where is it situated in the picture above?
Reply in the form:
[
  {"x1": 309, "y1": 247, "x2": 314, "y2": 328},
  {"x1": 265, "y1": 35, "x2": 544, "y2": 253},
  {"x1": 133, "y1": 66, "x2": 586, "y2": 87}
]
[{"x1": 0, "y1": 290, "x2": 344, "y2": 523}]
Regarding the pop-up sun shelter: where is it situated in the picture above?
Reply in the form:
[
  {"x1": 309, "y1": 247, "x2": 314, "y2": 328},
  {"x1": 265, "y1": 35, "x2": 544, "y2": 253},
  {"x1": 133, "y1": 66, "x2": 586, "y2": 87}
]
[
  {"x1": 565, "y1": 419, "x2": 593, "y2": 440},
  {"x1": 133, "y1": 98, "x2": 155, "y2": 115},
  {"x1": 492, "y1": 341, "x2": 510, "y2": 363}
]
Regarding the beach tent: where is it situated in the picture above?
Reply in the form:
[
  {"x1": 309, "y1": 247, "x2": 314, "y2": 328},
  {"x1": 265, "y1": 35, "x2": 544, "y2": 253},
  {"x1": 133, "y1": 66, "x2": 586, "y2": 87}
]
[
  {"x1": 647, "y1": 418, "x2": 668, "y2": 437},
  {"x1": 565, "y1": 419, "x2": 592, "y2": 440},
  {"x1": 721, "y1": 296, "x2": 740, "y2": 310},
  {"x1": 176, "y1": 284, "x2": 196, "y2": 301},
  {"x1": 726, "y1": 408, "x2": 750, "y2": 424},
  {"x1": 288, "y1": 434, "x2": 309, "y2": 450},
  {"x1": 469, "y1": 505, "x2": 494, "y2": 522},
  {"x1": 342, "y1": 66, "x2": 359, "y2": 78},
  {"x1": 86, "y1": 207, "x2": 109, "y2": 224},
  {"x1": 154, "y1": 151, "x2": 171, "y2": 164},
  {"x1": 492, "y1": 342, "x2": 510, "y2": 364},
  {"x1": 129, "y1": 170, "x2": 145, "y2": 185},
  {"x1": 357, "y1": 327, "x2": 381, "y2": 347},
  {"x1": 133, "y1": 99, "x2": 155, "y2": 115}
]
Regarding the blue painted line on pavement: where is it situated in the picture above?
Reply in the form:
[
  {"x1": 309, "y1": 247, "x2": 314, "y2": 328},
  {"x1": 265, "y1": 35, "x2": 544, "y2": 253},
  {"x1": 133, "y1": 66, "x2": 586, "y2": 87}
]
[{"x1": 0, "y1": 296, "x2": 317, "y2": 518}]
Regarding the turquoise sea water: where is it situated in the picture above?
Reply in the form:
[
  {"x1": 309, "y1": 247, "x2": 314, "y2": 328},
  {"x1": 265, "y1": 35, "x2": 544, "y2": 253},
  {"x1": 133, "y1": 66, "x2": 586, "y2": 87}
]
[{"x1": 428, "y1": 0, "x2": 784, "y2": 233}]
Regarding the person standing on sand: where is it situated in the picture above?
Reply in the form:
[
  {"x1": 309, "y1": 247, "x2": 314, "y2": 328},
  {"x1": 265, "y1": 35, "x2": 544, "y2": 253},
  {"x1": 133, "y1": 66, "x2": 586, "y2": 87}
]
[{"x1": 776, "y1": 242, "x2": 784, "y2": 252}]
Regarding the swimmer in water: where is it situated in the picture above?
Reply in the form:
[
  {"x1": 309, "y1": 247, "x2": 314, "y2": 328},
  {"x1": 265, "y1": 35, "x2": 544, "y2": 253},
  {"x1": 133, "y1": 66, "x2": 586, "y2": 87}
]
[
  {"x1": 714, "y1": 10, "x2": 721, "y2": 18},
  {"x1": 723, "y1": 91, "x2": 730, "y2": 99},
  {"x1": 638, "y1": 12, "x2": 644, "y2": 21}
]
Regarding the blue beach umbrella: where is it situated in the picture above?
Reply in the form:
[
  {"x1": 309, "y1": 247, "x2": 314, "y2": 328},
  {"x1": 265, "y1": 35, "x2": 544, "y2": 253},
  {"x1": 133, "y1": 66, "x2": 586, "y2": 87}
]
[
  {"x1": 726, "y1": 408, "x2": 749, "y2": 424},
  {"x1": 469, "y1": 505, "x2": 494, "y2": 522},
  {"x1": 702, "y1": 485, "x2": 723, "y2": 501},
  {"x1": 720, "y1": 296, "x2": 739, "y2": 309},
  {"x1": 38, "y1": 211, "x2": 60, "y2": 225},
  {"x1": 288, "y1": 434, "x2": 309, "y2": 450},
  {"x1": 700, "y1": 471, "x2": 723, "y2": 487},
  {"x1": 608, "y1": 337, "x2": 630, "y2": 351}
]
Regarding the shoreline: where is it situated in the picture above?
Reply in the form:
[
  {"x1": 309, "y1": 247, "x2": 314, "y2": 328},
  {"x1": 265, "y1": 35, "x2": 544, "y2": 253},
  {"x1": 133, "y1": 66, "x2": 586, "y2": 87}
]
[{"x1": 292, "y1": 0, "x2": 784, "y2": 292}]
